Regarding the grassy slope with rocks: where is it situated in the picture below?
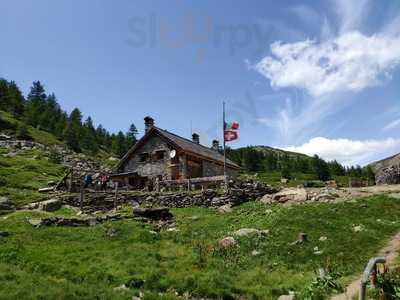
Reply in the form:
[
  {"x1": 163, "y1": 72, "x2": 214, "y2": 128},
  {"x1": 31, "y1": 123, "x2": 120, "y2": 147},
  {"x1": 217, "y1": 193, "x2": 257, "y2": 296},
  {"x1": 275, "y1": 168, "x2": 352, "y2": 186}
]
[
  {"x1": 0, "y1": 110, "x2": 62, "y2": 146},
  {"x1": 0, "y1": 111, "x2": 116, "y2": 207},
  {"x1": 1, "y1": 195, "x2": 400, "y2": 299},
  {"x1": 0, "y1": 147, "x2": 67, "y2": 207}
]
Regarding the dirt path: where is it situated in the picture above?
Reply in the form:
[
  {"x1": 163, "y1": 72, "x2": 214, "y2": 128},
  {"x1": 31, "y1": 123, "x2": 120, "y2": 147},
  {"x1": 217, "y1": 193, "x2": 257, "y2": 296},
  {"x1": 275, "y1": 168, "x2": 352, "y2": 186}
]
[{"x1": 330, "y1": 232, "x2": 400, "y2": 300}]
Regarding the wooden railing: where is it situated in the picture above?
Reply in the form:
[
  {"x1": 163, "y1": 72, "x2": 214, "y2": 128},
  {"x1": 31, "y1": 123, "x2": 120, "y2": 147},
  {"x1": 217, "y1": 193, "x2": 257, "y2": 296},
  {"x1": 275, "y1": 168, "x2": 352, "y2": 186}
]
[{"x1": 157, "y1": 175, "x2": 227, "y2": 191}]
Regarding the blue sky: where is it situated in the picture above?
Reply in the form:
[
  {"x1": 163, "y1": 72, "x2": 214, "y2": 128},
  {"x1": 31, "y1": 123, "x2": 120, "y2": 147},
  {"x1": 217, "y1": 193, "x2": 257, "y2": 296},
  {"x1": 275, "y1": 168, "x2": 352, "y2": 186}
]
[{"x1": 2, "y1": 0, "x2": 400, "y2": 165}]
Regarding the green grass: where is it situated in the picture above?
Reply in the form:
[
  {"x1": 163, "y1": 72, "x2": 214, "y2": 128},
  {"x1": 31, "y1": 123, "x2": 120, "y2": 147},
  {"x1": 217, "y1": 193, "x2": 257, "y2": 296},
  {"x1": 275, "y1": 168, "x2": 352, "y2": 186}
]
[
  {"x1": 242, "y1": 171, "x2": 352, "y2": 188},
  {"x1": 0, "y1": 148, "x2": 67, "y2": 206},
  {"x1": 0, "y1": 195, "x2": 399, "y2": 299},
  {"x1": 0, "y1": 110, "x2": 62, "y2": 146}
]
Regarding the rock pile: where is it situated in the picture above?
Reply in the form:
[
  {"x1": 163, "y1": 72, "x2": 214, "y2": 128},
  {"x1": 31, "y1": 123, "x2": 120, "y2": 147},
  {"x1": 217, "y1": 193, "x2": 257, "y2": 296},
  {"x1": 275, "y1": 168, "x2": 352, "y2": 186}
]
[
  {"x1": 0, "y1": 197, "x2": 15, "y2": 211},
  {"x1": 0, "y1": 140, "x2": 45, "y2": 154},
  {"x1": 62, "y1": 192, "x2": 116, "y2": 212},
  {"x1": 376, "y1": 166, "x2": 400, "y2": 185},
  {"x1": 23, "y1": 199, "x2": 62, "y2": 212},
  {"x1": 27, "y1": 214, "x2": 123, "y2": 227},
  {"x1": 260, "y1": 187, "x2": 341, "y2": 205}
]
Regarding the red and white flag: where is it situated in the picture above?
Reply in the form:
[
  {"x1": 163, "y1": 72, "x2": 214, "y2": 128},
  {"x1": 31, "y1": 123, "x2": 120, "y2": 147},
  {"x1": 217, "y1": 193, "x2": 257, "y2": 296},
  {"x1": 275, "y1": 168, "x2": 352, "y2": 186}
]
[{"x1": 224, "y1": 130, "x2": 238, "y2": 142}]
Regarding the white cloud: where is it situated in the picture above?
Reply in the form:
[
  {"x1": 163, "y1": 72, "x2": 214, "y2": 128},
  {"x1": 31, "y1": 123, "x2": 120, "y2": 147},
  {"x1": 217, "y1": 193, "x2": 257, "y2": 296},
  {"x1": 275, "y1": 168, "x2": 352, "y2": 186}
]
[
  {"x1": 255, "y1": 31, "x2": 400, "y2": 97},
  {"x1": 334, "y1": 0, "x2": 370, "y2": 33},
  {"x1": 282, "y1": 137, "x2": 400, "y2": 165},
  {"x1": 253, "y1": 1, "x2": 400, "y2": 150},
  {"x1": 384, "y1": 118, "x2": 400, "y2": 131}
]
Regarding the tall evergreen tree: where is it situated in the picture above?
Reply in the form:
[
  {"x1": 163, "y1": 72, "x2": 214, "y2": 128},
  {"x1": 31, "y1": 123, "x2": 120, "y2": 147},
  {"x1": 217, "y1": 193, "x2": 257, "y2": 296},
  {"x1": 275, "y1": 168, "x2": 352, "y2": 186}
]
[
  {"x1": 0, "y1": 79, "x2": 9, "y2": 112},
  {"x1": 81, "y1": 117, "x2": 98, "y2": 153},
  {"x1": 312, "y1": 155, "x2": 331, "y2": 181},
  {"x1": 25, "y1": 81, "x2": 47, "y2": 127},
  {"x1": 112, "y1": 131, "x2": 128, "y2": 158},
  {"x1": 0, "y1": 79, "x2": 25, "y2": 117},
  {"x1": 41, "y1": 94, "x2": 60, "y2": 133},
  {"x1": 363, "y1": 166, "x2": 376, "y2": 184},
  {"x1": 7, "y1": 81, "x2": 25, "y2": 117},
  {"x1": 329, "y1": 160, "x2": 346, "y2": 176},
  {"x1": 63, "y1": 108, "x2": 82, "y2": 152},
  {"x1": 126, "y1": 123, "x2": 138, "y2": 146}
]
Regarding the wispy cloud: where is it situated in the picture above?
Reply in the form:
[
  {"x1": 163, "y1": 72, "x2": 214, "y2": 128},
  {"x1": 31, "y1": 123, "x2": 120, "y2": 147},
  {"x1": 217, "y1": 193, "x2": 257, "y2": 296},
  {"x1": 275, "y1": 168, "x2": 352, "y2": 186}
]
[
  {"x1": 282, "y1": 137, "x2": 400, "y2": 165},
  {"x1": 333, "y1": 0, "x2": 370, "y2": 34},
  {"x1": 384, "y1": 118, "x2": 400, "y2": 131},
  {"x1": 252, "y1": 0, "x2": 400, "y2": 152}
]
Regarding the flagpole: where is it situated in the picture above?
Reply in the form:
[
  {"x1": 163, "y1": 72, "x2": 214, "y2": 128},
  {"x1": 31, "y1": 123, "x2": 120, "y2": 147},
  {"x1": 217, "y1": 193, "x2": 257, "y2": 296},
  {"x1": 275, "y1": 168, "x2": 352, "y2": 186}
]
[{"x1": 223, "y1": 101, "x2": 227, "y2": 186}]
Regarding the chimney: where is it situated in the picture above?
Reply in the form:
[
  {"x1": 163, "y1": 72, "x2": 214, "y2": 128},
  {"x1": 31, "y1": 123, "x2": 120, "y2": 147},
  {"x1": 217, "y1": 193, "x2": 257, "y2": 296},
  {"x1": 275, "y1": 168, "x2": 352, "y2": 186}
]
[
  {"x1": 212, "y1": 140, "x2": 220, "y2": 151},
  {"x1": 192, "y1": 133, "x2": 200, "y2": 144},
  {"x1": 144, "y1": 116, "x2": 154, "y2": 134}
]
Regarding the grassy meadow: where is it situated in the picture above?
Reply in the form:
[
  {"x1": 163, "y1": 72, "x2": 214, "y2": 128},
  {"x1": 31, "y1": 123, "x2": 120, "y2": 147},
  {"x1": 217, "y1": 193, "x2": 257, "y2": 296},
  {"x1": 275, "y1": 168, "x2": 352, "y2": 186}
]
[
  {"x1": 0, "y1": 147, "x2": 67, "y2": 207},
  {"x1": 1, "y1": 195, "x2": 400, "y2": 299},
  {"x1": 242, "y1": 171, "x2": 351, "y2": 188}
]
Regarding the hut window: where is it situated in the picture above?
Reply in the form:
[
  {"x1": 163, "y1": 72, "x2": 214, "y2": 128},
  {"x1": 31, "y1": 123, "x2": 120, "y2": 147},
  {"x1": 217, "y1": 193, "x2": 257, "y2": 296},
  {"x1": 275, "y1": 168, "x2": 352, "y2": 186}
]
[
  {"x1": 139, "y1": 153, "x2": 149, "y2": 162},
  {"x1": 155, "y1": 150, "x2": 165, "y2": 160}
]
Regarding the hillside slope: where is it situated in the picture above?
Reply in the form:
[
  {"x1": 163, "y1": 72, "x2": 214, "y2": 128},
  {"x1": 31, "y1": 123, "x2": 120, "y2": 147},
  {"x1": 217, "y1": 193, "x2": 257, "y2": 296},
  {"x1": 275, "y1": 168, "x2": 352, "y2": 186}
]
[
  {"x1": 370, "y1": 152, "x2": 400, "y2": 172},
  {"x1": 252, "y1": 145, "x2": 310, "y2": 159},
  {"x1": 0, "y1": 111, "x2": 116, "y2": 207}
]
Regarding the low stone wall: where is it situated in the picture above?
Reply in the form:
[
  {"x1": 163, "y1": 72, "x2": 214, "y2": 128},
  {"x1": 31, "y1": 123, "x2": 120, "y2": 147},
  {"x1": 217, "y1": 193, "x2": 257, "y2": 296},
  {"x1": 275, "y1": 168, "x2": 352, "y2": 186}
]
[{"x1": 61, "y1": 180, "x2": 278, "y2": 212}]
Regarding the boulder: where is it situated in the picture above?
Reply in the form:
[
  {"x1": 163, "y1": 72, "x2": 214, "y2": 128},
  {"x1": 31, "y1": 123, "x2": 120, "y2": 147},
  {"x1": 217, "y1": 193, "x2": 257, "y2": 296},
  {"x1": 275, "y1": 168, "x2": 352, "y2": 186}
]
[
  {"x1": 133, "y1": 207, "x2": 173, "y2": 221},
  {"x1": 278, "y1": 294, "x2": 295, "y2": 300},
  {"x1": 259, "y1": 194, "x2": 273, "y2": 204},
  {"x1": 219, "y1": 236, "x2": 237, "y2": 248},
  {"x1": 353, "y1": 225, "x2": 364, "y2": 232},
  {"x1": 218, "y1": 204, "x2": 232, "y2": 214},
  {"x1": 291, "y1": 232, "x2": 308, "y2": 245},
  {"x1": 39, "y1": 199, "x2": 62, "y2": 212},
  {"x1": 273, "y1": 188, "x2": 308, "y2": 203},
  {"x1": 0, "y1": 197, "x2": 14, "y2": 211},
  {"x1": 27, "y1": 218, "x2": 43, "y2": 227},
  {"x1": 234, "y1": 228, "x2": 270, "y2": 237},
  {"x1": 106, "y1": 228, "x2": 119, "y2": 238},
  {"x1": 0, "y1": 133, "x2": 11, "y2": 140}
]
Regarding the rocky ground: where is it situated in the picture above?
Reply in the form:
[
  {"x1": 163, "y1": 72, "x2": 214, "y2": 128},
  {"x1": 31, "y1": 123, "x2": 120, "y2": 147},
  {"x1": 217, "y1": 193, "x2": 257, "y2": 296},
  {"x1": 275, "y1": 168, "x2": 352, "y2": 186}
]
[{"x1": 260, "y1": 184, "x2": 400, "y2": 206}]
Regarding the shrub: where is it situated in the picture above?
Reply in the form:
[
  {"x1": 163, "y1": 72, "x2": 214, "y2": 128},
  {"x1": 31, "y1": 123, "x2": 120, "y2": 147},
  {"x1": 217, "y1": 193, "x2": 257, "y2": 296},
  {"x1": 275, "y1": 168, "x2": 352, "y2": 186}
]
[
  {"x1": 16, "y1": 124, "x2": 31, "y2": 140},
  {"x1": 0, "y1": 176, "x2": 8, "y2": 187},
  {"x1": 48, "y1": 148, "x2": 62, "y2": 164},
  {"x1": 371, "y1": 266, "x2": 400, "y2": 299}
]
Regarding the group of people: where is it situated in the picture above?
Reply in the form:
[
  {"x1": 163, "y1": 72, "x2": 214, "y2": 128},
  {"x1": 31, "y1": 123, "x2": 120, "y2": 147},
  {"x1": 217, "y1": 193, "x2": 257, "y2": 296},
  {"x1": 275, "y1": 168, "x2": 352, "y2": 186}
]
[{"x1": 83, "y1": 173, "x2": 111, "y2": 191}]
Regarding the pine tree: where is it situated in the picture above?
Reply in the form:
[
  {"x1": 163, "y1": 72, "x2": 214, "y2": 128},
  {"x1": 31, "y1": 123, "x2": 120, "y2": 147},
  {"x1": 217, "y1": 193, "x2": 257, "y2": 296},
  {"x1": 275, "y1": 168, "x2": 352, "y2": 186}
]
[
  {"x1": 81, "y1": 117, "x2": 98, "y2": 153},
  {"x1": 0, "y1": 79, "x2": 9, "y2": 112},
  {"x1": 41, "y1": 94, "x2": 60, "y2": 133},
  {"x1": 329, "y1": 160, "x2": 346, "y2": 176},
  {"x1": 126, "y1": 123, "x2": 138, "y2": 146},
  {"x1": 63, "y1": 108, "x2": 82, "y2": 152},
  {"x1": 54, "y1": 111, "x2": 68, "y2": 139},
  {"x1": 363, "y1": 166, "x2": 376, "y2": 184},
  {"x1": 0, "y1": 79, "x2": 25, "y2": 117},
  {"x1": 312, "y1": 155, "x2": 331, "y2": 181},
  {"x1": 112, "y1": 131, "x2": 128, "y2": 158},
  {"x1": 7, "y1": 81, "x2": 25, "y2": 117},
  {"x1": 243, "y1": 147, "x2": 262, "y2": 171},
  {"x1": 25, "y1": 81, "x2": 47, "y2": 127}
]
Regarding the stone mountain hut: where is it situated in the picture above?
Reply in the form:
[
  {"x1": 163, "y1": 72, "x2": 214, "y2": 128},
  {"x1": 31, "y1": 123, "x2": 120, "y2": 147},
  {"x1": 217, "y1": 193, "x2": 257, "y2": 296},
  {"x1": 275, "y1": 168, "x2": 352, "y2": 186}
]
[{"x1": 111, "y1": 117, "x2": 240, "y2": 189}]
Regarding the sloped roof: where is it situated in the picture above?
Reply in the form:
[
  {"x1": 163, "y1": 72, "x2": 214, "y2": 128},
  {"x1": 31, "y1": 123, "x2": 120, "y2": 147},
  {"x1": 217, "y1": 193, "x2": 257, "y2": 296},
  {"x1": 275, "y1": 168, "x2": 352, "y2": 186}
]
[{"x1": 117, "y1": 127, "x2": 240, "y2": 170}]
